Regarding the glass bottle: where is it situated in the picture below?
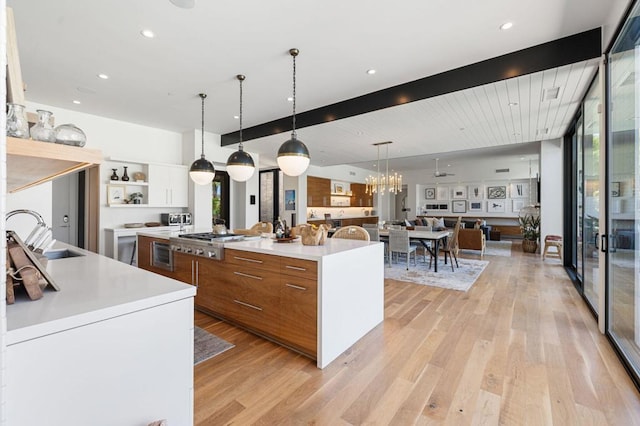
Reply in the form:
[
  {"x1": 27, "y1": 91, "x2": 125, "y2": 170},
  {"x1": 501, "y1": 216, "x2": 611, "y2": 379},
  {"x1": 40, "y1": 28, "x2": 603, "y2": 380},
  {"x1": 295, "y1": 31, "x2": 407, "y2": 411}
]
[
  {"x1": 274, "y1": 217, "x2": 284, "y2": 238},
  {"x1": 6, "y1": 103, "x2": 29, "y2": 138},
  {"x1": 30, "y1": 109, "x2": 56, "y2": 142},
  {"x1": 121, "y1": 166, "x2": 130, "y2": 181}
]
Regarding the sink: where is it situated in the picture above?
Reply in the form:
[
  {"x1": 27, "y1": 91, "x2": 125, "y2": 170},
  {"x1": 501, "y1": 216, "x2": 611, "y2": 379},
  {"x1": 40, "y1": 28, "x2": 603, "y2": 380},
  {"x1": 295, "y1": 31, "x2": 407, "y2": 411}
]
[{"x1": 42, "y1": 249, "x2": 85, "y2": 260}]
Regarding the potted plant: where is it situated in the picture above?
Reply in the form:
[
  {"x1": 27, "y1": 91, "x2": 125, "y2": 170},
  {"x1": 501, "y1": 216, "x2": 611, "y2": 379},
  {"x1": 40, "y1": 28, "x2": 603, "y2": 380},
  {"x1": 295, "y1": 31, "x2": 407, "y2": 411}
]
[
  {"x1": 519, "y1": 207, "x2": 540, "y2": 253},
  {"x1": 128, "y1": 192, "x2": 144, "y2": 204}
]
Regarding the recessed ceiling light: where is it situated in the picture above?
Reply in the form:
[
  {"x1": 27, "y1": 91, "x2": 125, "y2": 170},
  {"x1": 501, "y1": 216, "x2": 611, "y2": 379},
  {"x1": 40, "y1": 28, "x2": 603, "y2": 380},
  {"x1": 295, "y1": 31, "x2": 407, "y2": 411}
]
[
  {"x1": 366, "y1": 69, "x2": 376, "y2": 75},
  {"x1": 140, "y1": 29, "x2": 155, "y2": 38},
  {"x1": 500, "y1": 22, "x2": 513, "y2": 30},
  {"x1": 97, "y1": 73, "x2": 109, "y2": 80},
  {"x1": 233, "y1": 115, "x2": 239, "y2": 119},
  {"x1": 509, "y1": 102, "x2": 518, "y2": 106},
  {"x1": 287, "y1": 97, "x2": 293, "y2": 102},
  {"x1": 72, "y1": 100, "x2": 81, "y2": 105}
]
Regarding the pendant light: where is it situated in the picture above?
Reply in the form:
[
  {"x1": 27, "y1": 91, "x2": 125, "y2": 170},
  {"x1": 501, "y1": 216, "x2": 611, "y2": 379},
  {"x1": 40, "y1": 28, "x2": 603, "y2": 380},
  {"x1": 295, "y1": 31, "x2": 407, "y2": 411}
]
[
  {"x1": 226, "y1": 75, "x2": 256, "y2": 182},
  {"x1": 189, "y1": 93, "x2": 215, "y2": 185},
  {"x1": 365, "y1": 141, "x2": 402, "y2": 195},
  {"x1": 277, "y1": 48, "x2": 310, "y2": 176}
]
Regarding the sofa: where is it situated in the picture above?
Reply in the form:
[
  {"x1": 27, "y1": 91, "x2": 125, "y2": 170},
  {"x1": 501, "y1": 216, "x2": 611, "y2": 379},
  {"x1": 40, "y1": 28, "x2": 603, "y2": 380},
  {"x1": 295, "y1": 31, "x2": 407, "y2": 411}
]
[{"x1": 457, "y1": 228, "x2": 486, "y2": 255}]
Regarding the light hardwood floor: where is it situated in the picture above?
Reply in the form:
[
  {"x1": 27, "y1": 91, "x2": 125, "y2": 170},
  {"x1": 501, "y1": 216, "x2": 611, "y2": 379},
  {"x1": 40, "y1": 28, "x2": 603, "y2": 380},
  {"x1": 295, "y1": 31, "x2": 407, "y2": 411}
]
[{"x1": 194, "y1": 242, "x2": 640, "y2": 425}]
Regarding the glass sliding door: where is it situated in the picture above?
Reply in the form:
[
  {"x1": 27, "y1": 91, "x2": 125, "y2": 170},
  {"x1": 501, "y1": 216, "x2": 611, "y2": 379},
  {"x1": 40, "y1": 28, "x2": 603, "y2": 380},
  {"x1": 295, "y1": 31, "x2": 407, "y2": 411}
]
[
  {"x1": 576, "y1": 113, "x2": 584, "y2": 282},
  {"x1": 583, "y1": 78, "x2": 601, "y2": 313},
  {"x1": 607, "y1": 1, "x2": 640, "y2": 381}
]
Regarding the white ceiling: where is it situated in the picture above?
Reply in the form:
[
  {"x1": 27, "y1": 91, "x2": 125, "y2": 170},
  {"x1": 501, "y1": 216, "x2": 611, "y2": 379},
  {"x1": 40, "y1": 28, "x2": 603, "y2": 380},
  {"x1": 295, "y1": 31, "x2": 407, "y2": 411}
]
[{"x1": 7, "y1": 0, "x2": 630, "y2": 171}]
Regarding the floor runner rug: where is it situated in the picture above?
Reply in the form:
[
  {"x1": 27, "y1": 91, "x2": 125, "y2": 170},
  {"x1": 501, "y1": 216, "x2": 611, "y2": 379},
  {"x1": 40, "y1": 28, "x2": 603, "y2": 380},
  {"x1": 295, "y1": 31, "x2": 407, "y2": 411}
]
[{"x1": 194, "y1": 326, "x2": 234, "y2": 365}]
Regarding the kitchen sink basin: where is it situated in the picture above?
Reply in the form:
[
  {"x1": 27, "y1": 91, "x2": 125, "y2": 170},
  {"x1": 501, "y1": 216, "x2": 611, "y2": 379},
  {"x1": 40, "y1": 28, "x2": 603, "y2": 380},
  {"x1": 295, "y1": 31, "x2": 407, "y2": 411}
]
[{"x1": 42, "y1": 249, "x2": 85, "y2": 260}]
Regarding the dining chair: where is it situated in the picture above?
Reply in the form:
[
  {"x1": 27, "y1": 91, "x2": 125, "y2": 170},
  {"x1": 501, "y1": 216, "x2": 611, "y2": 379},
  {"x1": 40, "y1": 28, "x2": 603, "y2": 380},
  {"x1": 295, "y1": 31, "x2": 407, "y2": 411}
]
[
  {"x1": 332, "y1": 225, "x2": 370, "y2": 241},
  {"x1": 362, "y1": 223, "x2": 378, "y2": 229},
  {"x1": 430, "y1": 216, "x2": 461, "y2": 272},
  {"x1": 365, "y1": 227, "x2": 389, "y2": 262},
  {"x1": 412, "y1": 226, "x2": 432, "y2": 262},
  {"x1": 388, "y1": 229, "x2": 418, "y2": 270}
]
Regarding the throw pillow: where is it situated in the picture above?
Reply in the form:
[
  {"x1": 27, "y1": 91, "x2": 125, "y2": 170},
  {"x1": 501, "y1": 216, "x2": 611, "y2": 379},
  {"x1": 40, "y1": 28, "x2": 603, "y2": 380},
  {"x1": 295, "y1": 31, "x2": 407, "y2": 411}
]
[{"x1": 434, "y1": 217, "x2": 445, "y2": 229}]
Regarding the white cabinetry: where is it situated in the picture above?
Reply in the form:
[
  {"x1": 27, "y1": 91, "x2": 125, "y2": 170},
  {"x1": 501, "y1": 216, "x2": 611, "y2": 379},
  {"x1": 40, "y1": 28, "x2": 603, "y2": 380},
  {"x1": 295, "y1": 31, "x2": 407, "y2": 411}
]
[
  {"x1": 148, "y1": 163, "x2": 189, "y2": 207},
  {"x1": 107, "y1": 158, "x2": 188, "y2": 208}
]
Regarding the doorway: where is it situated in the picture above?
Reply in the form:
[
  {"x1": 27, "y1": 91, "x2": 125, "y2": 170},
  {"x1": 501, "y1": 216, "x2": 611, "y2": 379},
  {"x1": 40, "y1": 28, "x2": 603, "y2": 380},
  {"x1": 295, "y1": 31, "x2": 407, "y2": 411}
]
[{"x1": 52, "y1": 173, "x2": 81, "y2": 247}]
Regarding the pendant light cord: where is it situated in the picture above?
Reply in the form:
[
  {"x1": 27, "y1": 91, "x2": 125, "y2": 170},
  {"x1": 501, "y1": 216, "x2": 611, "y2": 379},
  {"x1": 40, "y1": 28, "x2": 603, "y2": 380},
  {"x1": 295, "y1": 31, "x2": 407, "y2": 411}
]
[
  {"x1": 239, "y1": 76, "x2": 244, "y2": 150},
  {"x1": 292, "y1": 51, "x2": 297, "y2": 138},
  {"x1": 200, "y1": 93, "x2": 207, "y2": 159}
]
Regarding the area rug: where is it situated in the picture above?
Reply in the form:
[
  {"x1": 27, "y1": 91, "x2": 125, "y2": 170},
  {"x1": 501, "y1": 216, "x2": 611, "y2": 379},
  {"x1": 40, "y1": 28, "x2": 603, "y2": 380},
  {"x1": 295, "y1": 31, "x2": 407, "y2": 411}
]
[
  {"x1": 194, "y1": 326, "x2": 234, "y2": 365},
  {"x1": 384, "y1": 257, "x2": 489, "y2": 291}
]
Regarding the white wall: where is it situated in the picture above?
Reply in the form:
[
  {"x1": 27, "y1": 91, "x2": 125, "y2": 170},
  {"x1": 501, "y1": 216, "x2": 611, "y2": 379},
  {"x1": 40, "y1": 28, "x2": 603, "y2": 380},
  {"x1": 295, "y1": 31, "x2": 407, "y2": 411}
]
[
  {"x1": 8, "y1": 102, "x2": 259, "y2": 253},
  {"x1": 540, "y1": 138, "x2": 564, "y2": 246}
]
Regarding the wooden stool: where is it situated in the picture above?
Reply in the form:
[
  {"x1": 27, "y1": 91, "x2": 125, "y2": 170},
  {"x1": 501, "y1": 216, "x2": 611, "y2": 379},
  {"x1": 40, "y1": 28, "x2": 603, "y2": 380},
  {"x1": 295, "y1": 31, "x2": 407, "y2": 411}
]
[{"x1": 543, "y1": 235, "x2": 563, "y2": 260}]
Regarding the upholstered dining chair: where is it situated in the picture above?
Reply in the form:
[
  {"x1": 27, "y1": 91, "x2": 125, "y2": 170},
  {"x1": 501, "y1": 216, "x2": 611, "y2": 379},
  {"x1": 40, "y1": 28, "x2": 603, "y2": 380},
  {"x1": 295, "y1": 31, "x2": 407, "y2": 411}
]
[
  {"x1": 430, "y1": 216, "x2": 461, "y2": 272},
  {"x1": 332, "y1": 225, "x2": 370, "y2": 241},
  {"x1": 362, "y1": 223, "x2": 378, "y2": 229},
  {"x1": 388, "y1": 229, "x2": 418, "y2": 270},
  {"x1": 412, "y1": 226, "x2": 432, "y2": 262}
]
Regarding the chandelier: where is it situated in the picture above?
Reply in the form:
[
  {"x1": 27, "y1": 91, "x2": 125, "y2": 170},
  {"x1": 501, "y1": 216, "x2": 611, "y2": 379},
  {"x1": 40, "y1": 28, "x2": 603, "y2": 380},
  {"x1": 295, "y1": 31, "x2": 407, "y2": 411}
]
[{"x1": 365, "y1": 141, "x2": 402, "y2": 195}]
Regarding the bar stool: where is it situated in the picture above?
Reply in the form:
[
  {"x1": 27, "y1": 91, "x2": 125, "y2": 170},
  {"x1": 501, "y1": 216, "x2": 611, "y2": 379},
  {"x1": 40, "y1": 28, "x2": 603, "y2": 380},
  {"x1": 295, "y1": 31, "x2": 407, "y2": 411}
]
[{"x1": 543, "y1": 235, "x2": 563, "y2": 260}]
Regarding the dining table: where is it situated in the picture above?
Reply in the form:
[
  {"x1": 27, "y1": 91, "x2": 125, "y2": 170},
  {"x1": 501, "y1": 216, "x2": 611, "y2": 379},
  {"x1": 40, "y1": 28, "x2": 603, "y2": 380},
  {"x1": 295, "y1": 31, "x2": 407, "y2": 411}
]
[{"x1": 379, "y1": 229, "x2": 450, "y2": 272}]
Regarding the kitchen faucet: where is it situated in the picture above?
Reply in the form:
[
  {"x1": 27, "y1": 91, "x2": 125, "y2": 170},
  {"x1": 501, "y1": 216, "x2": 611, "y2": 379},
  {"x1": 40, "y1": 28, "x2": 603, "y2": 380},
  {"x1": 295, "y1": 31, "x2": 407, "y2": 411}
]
[{"x1": 6, "y1": 209, "x2": 49, "y2": 248}]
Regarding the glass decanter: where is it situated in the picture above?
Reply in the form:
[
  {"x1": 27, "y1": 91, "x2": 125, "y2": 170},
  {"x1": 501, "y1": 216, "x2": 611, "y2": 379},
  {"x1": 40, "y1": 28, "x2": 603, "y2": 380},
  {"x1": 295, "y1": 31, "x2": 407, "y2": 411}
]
[
  {"x1": 6, "y1": 103, "x2": 30, "y2": 138},
  {"x1": 30, "y1": 109, "x2": 56, "y2": 142}
]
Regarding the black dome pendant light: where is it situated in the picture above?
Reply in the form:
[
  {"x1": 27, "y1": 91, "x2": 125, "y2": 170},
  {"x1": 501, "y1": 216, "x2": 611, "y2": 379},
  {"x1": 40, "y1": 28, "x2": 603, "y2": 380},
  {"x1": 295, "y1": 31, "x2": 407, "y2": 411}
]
[
  {"x1": 226, "y1": 74, "x2": 256, "y2": 182},
  {"x1": 277, "y1": 48, "x2": 310, "y2": 176},
  {"x1": 189, "y1": 93, "x2": 215, "y2": 185}
]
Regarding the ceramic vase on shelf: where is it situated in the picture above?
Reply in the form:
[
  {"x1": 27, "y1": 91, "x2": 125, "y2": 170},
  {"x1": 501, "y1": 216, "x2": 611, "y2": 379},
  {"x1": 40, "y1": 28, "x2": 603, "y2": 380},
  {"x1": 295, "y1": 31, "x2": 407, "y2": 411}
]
[
  {"x1": 121, "y1": 166, "x2": 130, "y2": 181},
  {"x1": 6, "y1": 103, "x2": 29, "y2": 139},
  {"x1": 30, "y1": 109, "x2": 56, "y2": 142},
  {"x1": 110, "y1": 169, "x2": 119, "y2": 181}
]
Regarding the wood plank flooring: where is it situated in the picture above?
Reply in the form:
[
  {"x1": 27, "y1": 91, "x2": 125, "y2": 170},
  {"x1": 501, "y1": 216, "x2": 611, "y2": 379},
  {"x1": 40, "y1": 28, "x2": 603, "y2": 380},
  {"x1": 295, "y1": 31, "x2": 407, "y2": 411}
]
[{"x1": 194, "y1": 242, "x2": 640, "y2": 425}]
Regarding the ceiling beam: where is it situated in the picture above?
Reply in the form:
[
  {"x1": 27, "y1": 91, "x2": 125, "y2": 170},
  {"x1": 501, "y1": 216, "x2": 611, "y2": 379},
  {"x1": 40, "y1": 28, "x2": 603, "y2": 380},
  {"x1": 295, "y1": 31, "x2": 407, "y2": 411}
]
[{"x1": 221, "y1": 27, "x2": 601, "y2": 146}]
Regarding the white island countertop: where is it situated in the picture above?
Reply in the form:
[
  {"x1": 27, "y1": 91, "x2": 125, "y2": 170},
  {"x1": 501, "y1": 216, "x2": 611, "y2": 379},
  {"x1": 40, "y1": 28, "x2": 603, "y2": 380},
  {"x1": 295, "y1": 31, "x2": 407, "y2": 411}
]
[
  {"x1": 7, "y1": 242, "x2": 196, "y2": 345},
  {"x1": 224, "y1": 237, "x2": 380, "y2": 261}
]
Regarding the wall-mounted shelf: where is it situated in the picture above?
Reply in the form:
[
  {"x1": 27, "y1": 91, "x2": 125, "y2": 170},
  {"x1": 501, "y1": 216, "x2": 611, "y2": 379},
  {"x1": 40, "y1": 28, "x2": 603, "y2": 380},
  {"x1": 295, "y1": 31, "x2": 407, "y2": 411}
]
[
  {"x1": 7, "y1": 137, "x2": 102, "y2": 193},
  {"x1": 109, "y1": 180, "x2": 149, "y2": 186}
]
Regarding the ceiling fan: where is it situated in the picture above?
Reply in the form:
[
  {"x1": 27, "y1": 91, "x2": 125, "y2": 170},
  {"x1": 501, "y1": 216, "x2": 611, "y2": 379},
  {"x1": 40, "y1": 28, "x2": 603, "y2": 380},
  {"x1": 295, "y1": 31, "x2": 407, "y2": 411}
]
[{"x1": 433, "y1": 158, "x2": 454, "y2": 177}]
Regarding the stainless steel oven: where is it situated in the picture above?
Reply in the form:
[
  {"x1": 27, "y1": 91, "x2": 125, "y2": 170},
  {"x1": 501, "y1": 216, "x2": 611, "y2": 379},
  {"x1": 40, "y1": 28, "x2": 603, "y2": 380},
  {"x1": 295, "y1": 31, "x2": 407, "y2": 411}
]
[{"x1": 151, "y1": 240, "x2": 173, "y2": 271}]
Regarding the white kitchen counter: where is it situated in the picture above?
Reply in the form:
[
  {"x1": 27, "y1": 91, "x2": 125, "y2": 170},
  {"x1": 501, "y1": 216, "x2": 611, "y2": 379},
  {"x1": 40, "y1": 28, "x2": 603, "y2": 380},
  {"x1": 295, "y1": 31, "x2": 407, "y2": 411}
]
[
  {"x1": 7, "y1": 241, "x2": 195, "y2": 344},
  {"x1": 6, "y1": 242, "x2": 196, "y2": 425},
  {"x1": 224, "y1": 236, "x2": 379, "y2": 261}
]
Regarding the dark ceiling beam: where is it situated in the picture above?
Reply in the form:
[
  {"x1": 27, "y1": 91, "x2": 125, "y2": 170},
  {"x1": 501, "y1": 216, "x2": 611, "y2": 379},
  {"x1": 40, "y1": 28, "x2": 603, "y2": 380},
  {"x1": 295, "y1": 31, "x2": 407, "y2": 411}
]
[{"x1": 221, "y1": 27, "x2": 602, "y2": 146}]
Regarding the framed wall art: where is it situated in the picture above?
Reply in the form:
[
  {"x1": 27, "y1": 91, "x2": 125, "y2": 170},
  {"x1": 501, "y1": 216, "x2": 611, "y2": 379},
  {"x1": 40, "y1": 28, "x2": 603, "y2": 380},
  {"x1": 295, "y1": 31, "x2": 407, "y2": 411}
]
[
  {"x1": 452, "y1": 200, "x2": 466, "y2": 213},
  {"x1": 451, "y1": 185, "x2": 467, "y2": 199},
  {"x1": 468, "y1": 184, "x2": 484, "y2": 200},
  {"x1": 333, "y1": 183, "x2": 344, "y2": 194},
  {"x1": 510, "y1": 182, "x2": 529, "y2": 199},
  {"x1": 487, "y1": 200, "x2": 505, "y2": 213},
  {"x1": 487, "y1": 185, "x2": 506, "y2": 199},
  {"x1": 512, "y1": 199, "x2": 525, "y2": 213},
  {"x1": 285, "y1": 189, "x2": 296, "y2": 210},
  {"x1": 107, "y1": 184, "x2": 126, "y2": 205},
  {"x1": 425, "y1": 187, "x2": 436, "y2": 199},
  {"x1": 436, "y1": 186, "x2": 449, "y2": 200},
  {"x1": 469, "y1": 201, "x2": 483, "y2": 212}
]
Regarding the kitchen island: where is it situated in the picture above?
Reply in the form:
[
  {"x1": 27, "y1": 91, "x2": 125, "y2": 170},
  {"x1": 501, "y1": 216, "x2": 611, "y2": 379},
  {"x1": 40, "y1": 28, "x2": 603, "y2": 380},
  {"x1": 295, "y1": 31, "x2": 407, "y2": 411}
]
[
  {"x1": 137, "y1": 230, "x2": 385, "y2": 369},
  {"x1": 223, "y1": 237, "x2": 385, "y2": 368},
  {"x1": 6, "y1": 242, "x2": 196, "y2": 426}
]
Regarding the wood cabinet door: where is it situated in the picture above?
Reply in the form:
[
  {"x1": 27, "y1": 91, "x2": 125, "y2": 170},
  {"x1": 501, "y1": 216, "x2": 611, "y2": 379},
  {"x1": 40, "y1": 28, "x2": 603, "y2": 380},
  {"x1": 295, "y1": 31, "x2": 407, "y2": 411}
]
[
  {"x1": 279, "y1": 276, "x2": 317, "y2": 356},
  {"x1": 172, "y1": 251, "x2": 194, "y2": 285},
  {"x1": 137, "y1": 235, "x2": 153, "y2": 271},
  {"x1": 307, "y1": 176, "x2": 331, "y2": 207}
]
